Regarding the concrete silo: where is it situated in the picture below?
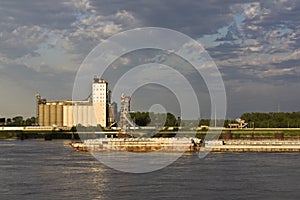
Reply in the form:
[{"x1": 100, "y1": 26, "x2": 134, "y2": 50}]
[
  {"x1": 63, "y1": 105, "x2": 68, "y2": 127},
  {"x1": 50, "y1": 103, "x2": 57, "y2": 126},
  {"x1": 44, "y1": 103, "x2": 51, "y2": 126},
  {"x1": 70, "y1": 105, "x2": 75, "y2": 127},
  {"x1": 56, "y1": 102, "x2": 63, "y2": 127},
  {"x1": 77, "y1": 105, "x2": 83, "y2": 126},
  {"x1": 38, "y1": 104, "x2": 44, "y2": 126}
]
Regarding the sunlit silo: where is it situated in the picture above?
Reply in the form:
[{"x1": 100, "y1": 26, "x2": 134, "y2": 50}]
[
  {"x1": 83, "y1": 105, "x2": 88, "y2": 126},
  {"x1": 88, "y1": 105, "x2": 96, "y2": 126},
  {"x1": 50, "y1": 103, "x2": 57, "y2": 126},
  {"x1": 38, "y1": 104, "x2": 44, "y2": 126},
  {"x1": 68, "y1": 105, "x2": 73, "y2": 127},
  {"x1": 77, "y1": 105, "x2": 83, "y2": 126},
  {"x1": 44, "y1": 103, "x2": 51, "y2": 126},
  {"x1": 63, "y1": 104, "x2": 68, "y2": 127},
  {"x1": 56, "y1": 102, "x2": 63, "y2": 127}
]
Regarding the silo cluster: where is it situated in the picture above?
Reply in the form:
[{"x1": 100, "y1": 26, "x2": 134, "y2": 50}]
[
  {"x1": 36, "y1": 77, "x2": 117, "y2": 128},
  {"x1": 38, "y1": 102, "x2": 64, "y2": 127}
]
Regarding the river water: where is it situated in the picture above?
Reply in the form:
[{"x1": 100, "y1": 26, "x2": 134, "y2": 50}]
[{"x1": 0, "y1": 139, "x2": 299, "y2": 200}]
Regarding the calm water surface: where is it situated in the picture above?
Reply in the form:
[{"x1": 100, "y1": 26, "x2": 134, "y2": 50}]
[{"x1": 0, "y1": 139, "x2": 299, "y2": 200}]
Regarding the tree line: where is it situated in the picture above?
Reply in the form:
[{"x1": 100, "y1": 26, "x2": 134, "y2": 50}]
[
  {"x1": 129, "y1": 112, "x2": 179, "y2": 127},
  {"x1": 1, "y1": 116, "x2": 37, "y2": 126},
  {"x1": 3, "y1": 111, "x2": 300, "y2": 128},
  {"x1": 197, "y1": 112, "x2": 300, "y2": 128},
  {"x1": 240, "y1": 112, "x2": 300, "y2": 128}
]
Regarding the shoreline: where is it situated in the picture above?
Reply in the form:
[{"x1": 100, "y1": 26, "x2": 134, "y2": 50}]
[{"x1": 201, "y1": 139, "x2": 300, "y2": 152}]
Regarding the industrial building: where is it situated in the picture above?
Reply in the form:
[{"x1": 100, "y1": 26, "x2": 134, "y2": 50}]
[
  {"x1": 36, "y1": 78, "x2": 117, "y2": 128},
  {"x1": 92, "y1": 78, "x2": 108, "y2": 127}
]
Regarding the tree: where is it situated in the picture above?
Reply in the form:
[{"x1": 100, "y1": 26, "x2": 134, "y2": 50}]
[
  {"x1": 164, "y1": 113, "x2": 177, "y2": 126},
  {"x1": 6, "y1": 118, "x2": 12, "y2": 125},
  {"x1": 9, "y1": 116, "x2": 36, "y2": 126},
  {"x1": 130, "y1": 112, "x2": 151, "y2": 126},
  {"x1": 12, "y1": 116, "x2": 23, "y2": 126}
]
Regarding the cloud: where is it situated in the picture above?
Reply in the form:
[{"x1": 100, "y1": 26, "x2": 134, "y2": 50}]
[
  {"x1": 0, "y1": 0, "x2": 76, "y2": 29},
  {"x1": 63, "y1": 0, "x2": 95, "y2": 12},
  {"x1": 86, "y1": 0, "x2": 246, "y2": 37},
  {"x1": 0, "y1": 25, "x2": 47, "y2": 59},
  {"x1": 259, "y1": 67, "x2": 294, "y2": 77},
  {"x1": 0, "y1": 0, "x2": 141, "y2": 67},
  {"x1": 205, "y1": 0, "x2": 300, "y2": 88},
  {"x1": 1, "y1": 0, "x2": 300, "y2": 118},
  {"x1": 57, "y1": 5, "x2": 141, "y2": 62}
]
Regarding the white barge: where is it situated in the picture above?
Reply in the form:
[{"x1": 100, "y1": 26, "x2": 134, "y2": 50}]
[{"x1": 70, "y1": 137, "x2": 201, "y2": 152}]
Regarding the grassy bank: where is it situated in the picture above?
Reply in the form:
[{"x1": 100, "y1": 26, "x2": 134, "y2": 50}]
[{"x1": 0, "y1": 131, "x2": 80, "y2": 140}]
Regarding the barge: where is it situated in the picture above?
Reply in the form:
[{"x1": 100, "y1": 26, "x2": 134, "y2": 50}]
[{"x1": 70, "y1": 137, "x2": 202, "y2": 152}]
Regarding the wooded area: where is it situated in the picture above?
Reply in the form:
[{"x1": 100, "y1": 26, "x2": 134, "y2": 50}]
[{"x1": 240, "y1": 112, "x2": 300, "y2": 128}]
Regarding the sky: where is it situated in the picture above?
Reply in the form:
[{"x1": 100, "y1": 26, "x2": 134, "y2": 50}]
[{"x1": 0, "y1": 0, "x2": 300, "y2": 119}]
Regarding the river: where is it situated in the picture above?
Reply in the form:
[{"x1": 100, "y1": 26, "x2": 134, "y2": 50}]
[{"x1": 0, "y1": 139, "x2": 299, "y2": 200}]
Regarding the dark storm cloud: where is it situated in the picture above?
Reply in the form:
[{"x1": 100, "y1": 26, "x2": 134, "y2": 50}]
[
  {"x1": 216, "y1": 31, "x2": 236, "y2": 42},
  {"x1": 208, "y1": 43, "x2": 243, "y2": 60},
  {"x1": 259, "y1": 0, "x2": 300, "y2": 26},
  {"x1": 88, "y1": 0, "x2": 257, "y2": 37},
  {"x1": 206, "y1": 1, "x2": 300, "y2": 85},
  {"x1": 274, "y1": 58, "x2": 300, "y2": 68},
  {"x1": 0, "y1": 0, "x2": 76, "y2": 29}
]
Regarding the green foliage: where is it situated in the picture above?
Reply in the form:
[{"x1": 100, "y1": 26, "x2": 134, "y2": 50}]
[
  {"x1": 5, "y1": 116, "x2": 36, "y2": 126},
  {"x1": 241, "y1": 112, "x2": 300, "y2": 128},
  {"x1": 130, "y1": 112, "x2": 151, "y2": 126},
  {"x1": 130, "y1": 112, "x2": 178, "y2": 127},
  {"x1": 12, "y1": 116, "x2": 23, "y2": 126},
  {"x1": 198, "y1": 119, "x2": 210, "y2": 126},
  {"x1": 165, "y1": 113, "x2": 177, "y2": 126}
]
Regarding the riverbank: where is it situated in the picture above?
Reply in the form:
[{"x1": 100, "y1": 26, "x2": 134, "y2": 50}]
[
  {"x1": 0, "y1": 131, "x2": 79, "y2": 140},
  {"x1": 202, "y1": 139, "x2": 300, "y2": 152}
]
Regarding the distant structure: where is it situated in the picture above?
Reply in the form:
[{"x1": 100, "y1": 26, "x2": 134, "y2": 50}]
[
  {"x1": 119, "y1": 94, "x2": 135, "y2": 132},
  {"x1": 37, "y1": 98, "x2": 95, "y2": 127},
  {"x1": 92, "y1": 78, "x2": 109, "y2": 127},
  {"x1": 36, "y1": 77, "x2": 117, "y2": 128},
  {"x1": 228, "y1": 118, "x2": 248, "y2": 129},
  {"x1": 108, "y1": 102, "x2": 118, "y2": 126}
]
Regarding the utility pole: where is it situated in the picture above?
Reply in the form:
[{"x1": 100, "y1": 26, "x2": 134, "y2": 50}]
[
  {"x1": 35, "y1": 93, "x2": 41, "y2": 125},
  {"x1": 214, "y1": 104, "x2": 217, "y2": 127}
]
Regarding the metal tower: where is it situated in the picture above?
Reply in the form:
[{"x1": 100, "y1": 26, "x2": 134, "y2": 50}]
[{"x1": 119, "y1": 93, "x2": 134, "y2": 132}]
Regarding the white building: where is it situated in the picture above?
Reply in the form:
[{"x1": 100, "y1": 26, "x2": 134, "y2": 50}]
[{"x1": 92, "y1": 78, "x2": 109, "y2": 127}]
